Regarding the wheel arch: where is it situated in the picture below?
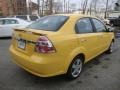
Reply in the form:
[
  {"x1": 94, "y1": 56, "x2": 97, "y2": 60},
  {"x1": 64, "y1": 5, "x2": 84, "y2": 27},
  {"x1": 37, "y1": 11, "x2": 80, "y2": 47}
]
[
  {"x1": 65, "y1": 52, "x2": 86, "y2": 73},
  {"x1": 112, "y1": 39, "x2": 115, "y2": 43},
  {"x1": 74, "y1": 53, "x2": 85, "y2": 63}
]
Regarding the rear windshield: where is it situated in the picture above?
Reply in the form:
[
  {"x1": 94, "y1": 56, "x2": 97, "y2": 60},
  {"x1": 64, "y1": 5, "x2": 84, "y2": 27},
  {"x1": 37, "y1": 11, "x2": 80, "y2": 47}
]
[{"x1": 27, "y1": 16, "x2": 69, "y2": 31}]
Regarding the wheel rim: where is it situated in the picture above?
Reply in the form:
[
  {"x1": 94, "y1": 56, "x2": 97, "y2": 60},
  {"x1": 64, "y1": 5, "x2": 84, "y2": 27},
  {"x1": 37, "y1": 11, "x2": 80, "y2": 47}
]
[
  {"x1": 71, "y1": 59, "x2": 82, "y2": 78},
  {"x1": 110, "y1": 42, "x2": 114, "y2": 53},
  {"x1": 111, "y1": 24, "x2": 114, "y2": 27}
]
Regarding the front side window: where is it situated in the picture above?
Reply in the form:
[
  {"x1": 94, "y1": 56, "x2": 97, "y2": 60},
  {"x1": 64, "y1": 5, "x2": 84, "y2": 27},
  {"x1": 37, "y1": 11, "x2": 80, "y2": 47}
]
[
  {"x1": 75, "y1": 18, "x2": 93, "y2": 34},
  {"x1": 4, "y1": 19, "x2": 18, "y2": 24},
  {"x1": 27, "y1": 16, "x2": 69, "y2": 31},
  {"x1": 92, "y1": 19, "x2": 106, "y2": 32}
]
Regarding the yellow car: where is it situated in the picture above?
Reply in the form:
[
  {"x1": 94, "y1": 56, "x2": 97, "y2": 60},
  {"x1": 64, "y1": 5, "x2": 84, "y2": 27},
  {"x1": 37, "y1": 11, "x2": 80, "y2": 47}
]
[{"x1": 10, "y1": 14, "x2": 115, "y2": 79}]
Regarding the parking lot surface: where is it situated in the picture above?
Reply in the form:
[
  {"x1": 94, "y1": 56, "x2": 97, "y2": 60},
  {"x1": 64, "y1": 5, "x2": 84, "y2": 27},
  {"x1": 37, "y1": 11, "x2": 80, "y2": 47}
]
[{"x1": 0, "y1": 38, "x2": 120, "y2": 90}]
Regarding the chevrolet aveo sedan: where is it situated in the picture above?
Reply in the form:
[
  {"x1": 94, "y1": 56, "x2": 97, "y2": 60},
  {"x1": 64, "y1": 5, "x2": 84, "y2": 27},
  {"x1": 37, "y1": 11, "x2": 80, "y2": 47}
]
[{"x1": 10, "y1": 14, "x2": 115, "y2": 79}]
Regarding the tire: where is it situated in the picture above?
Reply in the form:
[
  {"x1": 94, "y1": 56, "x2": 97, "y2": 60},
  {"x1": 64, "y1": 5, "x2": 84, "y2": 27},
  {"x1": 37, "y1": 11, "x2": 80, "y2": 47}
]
[
  {"x1": 106, "y1": 42, "x2": 114, "y2": 54},
  {"x1": 66, "y1": 56, "x2": 83, "y2": 79},
  {"x1": 110, "y1": 21, "x2": 114, "y2": 27},
  {"x1": 111, "y1": 23, "x2": 114, "y2": 27}
]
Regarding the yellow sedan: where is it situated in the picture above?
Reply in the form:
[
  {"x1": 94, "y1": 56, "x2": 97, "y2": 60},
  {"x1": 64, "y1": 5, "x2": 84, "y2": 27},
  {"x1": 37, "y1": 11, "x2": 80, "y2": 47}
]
[{"x1": 9, "y1": 14, "x2": 115, "y2": 79}]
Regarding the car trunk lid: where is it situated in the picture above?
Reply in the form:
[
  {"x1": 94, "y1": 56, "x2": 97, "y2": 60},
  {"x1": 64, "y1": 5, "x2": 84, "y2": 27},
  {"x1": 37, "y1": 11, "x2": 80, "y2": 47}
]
[{"x1": 12, "y1": 28, "x2": 56, "y2": 56}]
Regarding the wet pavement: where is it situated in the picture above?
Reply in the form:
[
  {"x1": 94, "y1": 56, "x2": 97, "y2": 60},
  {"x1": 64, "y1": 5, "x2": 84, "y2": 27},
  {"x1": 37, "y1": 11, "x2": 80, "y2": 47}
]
[{"x1": 0, "y1": 38, "x2": 120, "y2": 90}]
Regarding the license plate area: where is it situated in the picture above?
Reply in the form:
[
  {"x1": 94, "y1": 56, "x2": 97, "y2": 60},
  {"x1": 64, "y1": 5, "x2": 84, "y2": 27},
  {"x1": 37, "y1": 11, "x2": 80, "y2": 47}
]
[{"x1": 17, "y1": 39, "x2": 26, "y2": 50}]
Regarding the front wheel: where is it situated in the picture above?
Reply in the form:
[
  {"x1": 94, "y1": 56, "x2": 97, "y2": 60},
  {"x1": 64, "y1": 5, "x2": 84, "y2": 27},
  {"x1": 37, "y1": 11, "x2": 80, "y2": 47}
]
[
  {"x1": 111, "y1": 23, "x2": 114, "y2": 27},
  {"x1": 66, "y1": 57, "x2": 83, "y2": 79},
  {"x1": 106, "y1": 42, "x2": 114, "y2": 54}
]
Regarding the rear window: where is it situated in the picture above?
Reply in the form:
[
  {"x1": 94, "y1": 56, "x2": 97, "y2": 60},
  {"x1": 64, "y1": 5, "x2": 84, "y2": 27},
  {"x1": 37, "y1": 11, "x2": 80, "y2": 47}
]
[
  {"x1": 16, "y1": 16, "x2": 27, "y2": 20},
  {"x1": 27, "y1": 16, "x2": 69, "y2": 31}
]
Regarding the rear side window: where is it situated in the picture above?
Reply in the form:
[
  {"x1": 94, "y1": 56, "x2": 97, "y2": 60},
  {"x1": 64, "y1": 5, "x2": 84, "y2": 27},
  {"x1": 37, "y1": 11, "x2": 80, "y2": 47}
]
[
  {"x1": 27, "y1": 16, "x2": 69, "y2": 31},
  {"x1": 30, "y1": 16, "x2": 38, "y2": 21},
  {"x1": 92, "y1": 19, "x2": 106, "y2": 32},
  {"x1": 75, "y1": 18, "x2": 93, "y2": 34},
  {"x1": 16, "y1": 16, "x2": 27, "y2": 20}
]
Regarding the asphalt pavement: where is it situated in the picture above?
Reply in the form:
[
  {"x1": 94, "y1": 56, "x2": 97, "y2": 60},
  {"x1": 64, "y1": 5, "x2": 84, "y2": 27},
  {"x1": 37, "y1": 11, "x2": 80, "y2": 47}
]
[{"x1": 0, "y1": 38, "x2": 120, "y2": 90}]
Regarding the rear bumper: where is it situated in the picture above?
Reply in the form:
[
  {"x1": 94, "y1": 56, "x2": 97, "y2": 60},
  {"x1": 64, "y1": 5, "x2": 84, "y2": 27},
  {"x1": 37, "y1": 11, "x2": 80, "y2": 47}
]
[
  {"x1": 0, "y1": 35, "x2": 11, "y2": 38},
  {"x1": 9, "y1": 45, "x2": 65, "y2": 77},
  {"x1": 0, "y1": 31, "x2": 12, "y2": 38}
]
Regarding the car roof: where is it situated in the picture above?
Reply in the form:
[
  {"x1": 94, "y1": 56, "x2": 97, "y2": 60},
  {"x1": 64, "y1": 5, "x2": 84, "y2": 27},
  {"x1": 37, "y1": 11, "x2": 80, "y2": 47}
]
[
  {"x1": 14, "y1": 15, "x2": 38, "y2": 16},
  {"x1": 0, "y1": 18, "x2": 29, "y2": 21},
  {"x1": 55, "y1": 14, "x2": 95, "y2": 18},
  {"x1": 0, "y1": 18, "x2": 20, "y2": 20}
]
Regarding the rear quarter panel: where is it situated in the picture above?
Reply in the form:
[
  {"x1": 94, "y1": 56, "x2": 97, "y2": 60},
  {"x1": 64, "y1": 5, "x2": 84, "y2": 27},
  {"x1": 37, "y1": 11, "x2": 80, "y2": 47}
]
[{"x1": 48, "y1": 34, "x2": 87, "y2": 73}]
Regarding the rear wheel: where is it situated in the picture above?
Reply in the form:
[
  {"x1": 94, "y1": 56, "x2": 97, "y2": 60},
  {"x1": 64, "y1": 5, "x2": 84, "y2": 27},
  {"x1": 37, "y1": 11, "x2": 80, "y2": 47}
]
[{"x1": 66, "y1": 56, "x2": 83, "y2": 79}]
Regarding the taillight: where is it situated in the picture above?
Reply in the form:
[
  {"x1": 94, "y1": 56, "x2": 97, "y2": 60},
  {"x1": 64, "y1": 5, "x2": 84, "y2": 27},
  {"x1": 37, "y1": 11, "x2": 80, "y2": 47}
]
[{"x1": 35, "y1": 36, "x2": 56, "y2": 53}]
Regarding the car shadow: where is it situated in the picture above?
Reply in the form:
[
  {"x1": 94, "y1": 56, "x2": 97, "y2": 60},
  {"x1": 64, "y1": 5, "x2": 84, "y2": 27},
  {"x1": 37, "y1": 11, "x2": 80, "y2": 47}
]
[
  {"x1": 13, "y1": 67, "x2": 71, "y2": 87},
  {"x1": 0, "y1": 37, "x2": 11, "y2": 40},
  {"x1": 14, "y1": 53, "x2": 107, "y2": 85},
  {"x1": 83, "y1": 53, "x2": 105, "y2": 71}
]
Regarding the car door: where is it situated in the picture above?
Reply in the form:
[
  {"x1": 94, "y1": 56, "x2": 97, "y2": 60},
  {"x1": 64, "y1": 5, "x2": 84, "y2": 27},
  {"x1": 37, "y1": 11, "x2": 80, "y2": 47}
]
[
  {"x1": 75, "y1": 18, "x2": 100, "y2": 61},
  {"x1": 91, "y1": 18, "x2": 112, "y2": 53},
  {"x1": 0, "y1": 19, "x2": 12, "y2": 37},
  {"x1": 0, "y1": 19, "x2": 5, "y2": 37}
]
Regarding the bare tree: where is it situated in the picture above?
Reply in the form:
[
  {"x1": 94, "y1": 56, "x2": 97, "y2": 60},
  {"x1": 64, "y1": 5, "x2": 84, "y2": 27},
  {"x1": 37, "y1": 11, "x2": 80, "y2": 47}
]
[
  {"x1": 89, "y1": 0, "x2": 93, "y2": 15},
  {"x1": 105, "y1": 0, "x2": 109, "y2": 18},
  {"x1": 42, "y1": 0, "x2": 45, "y2": 15},
  {"x1": 88, "y1": 0, "x2": 101, "y2": 15},
  {"x1": 37, "y1": 0, "x2": 40, "y2": 15},
  {"x1": 53, "y1": 1, "x2": 63, "y2": 14},
  {"x1": 82, "y1": 0, "x2": 89, "y2": 14},
  {"x1": 93, "y1": 0, "x2": 98, "y2": 14},
  {"x1": 49, "y1": 0, "x2": 53, "y2": 14},
  {"x1": 89, "y1": 0, "x2": 98, "y2": 14},
  {"x1": 63, "y1": 0, "x2": 66, "y2": 13}
]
